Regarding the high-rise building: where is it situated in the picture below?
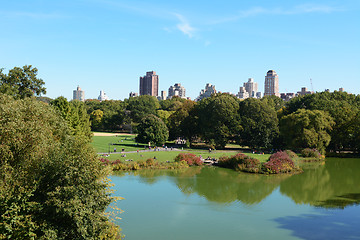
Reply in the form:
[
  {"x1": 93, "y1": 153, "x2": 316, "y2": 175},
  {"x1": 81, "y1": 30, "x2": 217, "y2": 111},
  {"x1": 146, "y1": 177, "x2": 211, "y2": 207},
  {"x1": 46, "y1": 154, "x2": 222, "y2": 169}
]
[
  {"x1": 168, "y1": 83, "x2": 186, "y2": 99},
  {"x1": 98, "y1": 90, "x2": 109, "y2": 101},
  {"x1": 139, "y1": 71, "x2": 159, "y2": 96},
  {"x1": 237, "y1": 87, "x2": 249, "y2": 100},
  {"x1": 197, "y1": 83, "x2": 216, "y2": 101},
  {"x1": 264, "y1": 70, "x2": 280, "y2": 97},
  {"x1": 296, "y1": 87, "x2": 313, "y2": 96},
  {"x1": 243, "y1": 78, "x2": 258, "y2": 98},
  {"x1": 73, "y1": 86, "x2": 85, "y2": 102}
]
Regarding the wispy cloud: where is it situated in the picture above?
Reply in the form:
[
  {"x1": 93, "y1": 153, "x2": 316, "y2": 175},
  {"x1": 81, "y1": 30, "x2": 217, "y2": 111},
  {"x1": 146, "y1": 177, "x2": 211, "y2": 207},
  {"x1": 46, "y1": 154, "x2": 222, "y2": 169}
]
[
  {"x1": 210, "y1": 4, "x2": 343, "y2": 24},
  {"x1": 173, "y1": 13, "x2": 196, "y2": 38}
]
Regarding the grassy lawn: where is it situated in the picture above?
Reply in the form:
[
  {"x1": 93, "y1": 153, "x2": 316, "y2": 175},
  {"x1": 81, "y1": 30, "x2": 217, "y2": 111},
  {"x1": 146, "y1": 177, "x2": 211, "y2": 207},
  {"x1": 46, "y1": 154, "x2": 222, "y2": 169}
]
[
  {"x1": 92, "y1": 133, "x2": 272, "y2": 163},
  {"x1": 91, "y1": 134, "x2": 147, "y2": 153}
]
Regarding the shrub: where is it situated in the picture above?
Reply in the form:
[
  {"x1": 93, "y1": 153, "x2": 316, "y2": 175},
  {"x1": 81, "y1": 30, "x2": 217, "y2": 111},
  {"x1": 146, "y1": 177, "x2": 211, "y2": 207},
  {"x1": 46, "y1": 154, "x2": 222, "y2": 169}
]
[
  {"x1": 237, "y1": 158, "x2": 261, "y2": 173},
  {"x1": 262, "y1": 151, "x2": 298, "y2": 174},
  {"x1": 284, "y1": 150, "x2": 298, "y2": 159},
  {"x1": 218, "y1": 153, "x2": 260, "y2": 173},
  {"x1": 174, "y1": 153, "x2": 202, "y2": 166},
  {"x1": 301, "y1": 148, "x2": 322, "y2": 158}
]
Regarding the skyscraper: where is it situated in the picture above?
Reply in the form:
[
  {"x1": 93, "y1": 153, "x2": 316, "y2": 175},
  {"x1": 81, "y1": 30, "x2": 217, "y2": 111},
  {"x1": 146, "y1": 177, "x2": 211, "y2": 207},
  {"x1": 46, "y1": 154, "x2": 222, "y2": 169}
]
[
  {"x1": 243, "y1": 78, "x2": 258, "y2": 98},
  {"x1": 73, "y1": 86, "x2": 85, "y2": 102},
  {"x1": 98, "y1": 90, "x2": 109, "y2": 101},
  {"x1": 264, "y1": 70, "x2": 279, "y2": 97},
  {"x1": 139, "y1": 71, "x2": 159, "y2": 96},
  {"x1": 168, "y1": 83, "x2": 186, "y2": 98}
]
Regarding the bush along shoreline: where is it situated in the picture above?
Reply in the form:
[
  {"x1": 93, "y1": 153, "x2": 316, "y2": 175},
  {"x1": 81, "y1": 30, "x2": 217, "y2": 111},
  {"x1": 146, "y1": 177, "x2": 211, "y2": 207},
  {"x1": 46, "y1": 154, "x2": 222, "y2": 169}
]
[
  {"x1": 99, "y1": 150, "x2": 326, "y2": 174},
  {"x1": 218, "y1": 151, "x2": 303, "y2": 174},
  {"x1": 99, "y1": 153, "x2": 204, "y2": 171}
]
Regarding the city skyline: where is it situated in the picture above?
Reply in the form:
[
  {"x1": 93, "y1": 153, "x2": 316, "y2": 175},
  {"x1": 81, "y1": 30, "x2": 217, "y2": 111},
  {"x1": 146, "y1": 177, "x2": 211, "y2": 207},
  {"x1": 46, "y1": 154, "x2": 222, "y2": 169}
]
[{"x1": 0, "y1": 0, "x2": 359, "y2": 100}]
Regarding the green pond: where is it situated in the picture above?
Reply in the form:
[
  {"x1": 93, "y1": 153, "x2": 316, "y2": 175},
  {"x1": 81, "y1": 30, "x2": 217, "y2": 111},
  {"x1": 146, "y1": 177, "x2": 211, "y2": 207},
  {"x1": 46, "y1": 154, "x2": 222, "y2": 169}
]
[{"x1": 109, "y1": 158, "x2": 360, "y2": 240}]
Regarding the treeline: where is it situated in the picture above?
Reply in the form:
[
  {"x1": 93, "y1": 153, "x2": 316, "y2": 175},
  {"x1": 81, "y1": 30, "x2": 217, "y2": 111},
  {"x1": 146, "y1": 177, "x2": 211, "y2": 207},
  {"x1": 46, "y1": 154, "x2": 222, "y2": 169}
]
[{"x1": 83, "y1": 91, "x2": 360, "y2": 154}]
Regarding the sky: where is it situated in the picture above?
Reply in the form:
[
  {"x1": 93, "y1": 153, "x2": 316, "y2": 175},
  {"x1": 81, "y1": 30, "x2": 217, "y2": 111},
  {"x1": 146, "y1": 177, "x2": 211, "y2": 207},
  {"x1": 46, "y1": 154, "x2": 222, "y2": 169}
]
[{"x1": 0, "y1": 0, "x2": 359, "y2": 100}]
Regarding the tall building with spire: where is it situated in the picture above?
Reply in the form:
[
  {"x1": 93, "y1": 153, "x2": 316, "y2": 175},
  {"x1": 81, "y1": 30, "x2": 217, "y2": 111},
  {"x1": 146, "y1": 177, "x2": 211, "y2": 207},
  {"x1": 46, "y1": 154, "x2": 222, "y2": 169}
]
[
  {"x1": 73, "y1": 86, "x2": 85, "y2": 102},
  {"x1": 264, "y1": 70, "x2": 279, "y2": 97},
  {"x1": 139, "y1": 71, "x2": 159, "y2": 96}
]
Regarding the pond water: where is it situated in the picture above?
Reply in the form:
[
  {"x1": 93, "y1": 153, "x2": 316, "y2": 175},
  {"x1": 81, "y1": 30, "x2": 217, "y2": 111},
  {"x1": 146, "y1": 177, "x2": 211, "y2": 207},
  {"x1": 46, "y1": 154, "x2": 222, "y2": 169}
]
[{"x1": 109, "y1": 158, "x2": 360, "y2": 240}]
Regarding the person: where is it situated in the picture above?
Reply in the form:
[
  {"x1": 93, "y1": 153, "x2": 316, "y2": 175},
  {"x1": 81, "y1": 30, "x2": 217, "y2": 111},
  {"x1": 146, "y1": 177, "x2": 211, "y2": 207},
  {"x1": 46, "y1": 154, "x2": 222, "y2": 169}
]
[{"x1": 114, "y1": 148, "x2": 116, "y2": 152}]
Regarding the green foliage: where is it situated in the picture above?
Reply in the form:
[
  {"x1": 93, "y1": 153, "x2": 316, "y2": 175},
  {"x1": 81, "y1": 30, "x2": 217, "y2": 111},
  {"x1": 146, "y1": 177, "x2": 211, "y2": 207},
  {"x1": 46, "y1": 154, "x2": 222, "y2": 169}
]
[
  {"x1": 156, "y1": 109, "x2": 174, "y2": 126},
  {"x1": 126, "y1": 95, "x2": 160, "y2": 123},
  {"x1": 280, "y1": 109, "x2": 334, "y2": 154},
  {"x1": 0, "y1": 65, "x2": 46, "y2": 99},
  {"x1": 218, "y1": 153, "x2": 261, "y2": 173},
  {"x1": 51, "y1": 97, "x2": 92, "y2": 143},
  {"x1": 167, "y1": 100, "x2": 196, "y2": 140},
  {"x1": 90, "y1": 109, "x2": 104, "y2": 130},
  {"x1": 284, "y1": 91, "x2": 360, "y2": 151},
  {"x1": 0, "y1": 94, "x2": 121, "y2": 239},
  {"x1": 85, "y1": 99, "x2": 126, "y2": 132},
  {"x1": 239, "y1": 98, "x2": 279, "y2": 149},
  {"x1": 159, "y1": 96, "x2": 186, "y2": 111},
  {"x1": 300, "y1": 148, "x2": 325, "y2": 162},
  {"x1": 195, "y1": 93, "x2": 241, "y2": 148},
  {"x1": 135, "y1": 114, "x2": 169, "y2": 146}
]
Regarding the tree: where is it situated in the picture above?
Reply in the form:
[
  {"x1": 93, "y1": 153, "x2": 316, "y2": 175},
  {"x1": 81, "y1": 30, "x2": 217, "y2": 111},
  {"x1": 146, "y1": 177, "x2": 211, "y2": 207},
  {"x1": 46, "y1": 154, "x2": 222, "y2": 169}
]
[
  {"x1": 239, "y1": 98, "x2": 279, "y2": 149},
  {"x1": 0, "y1": 94, "x2": 121, "y2": 239},
  {"x1": 0, "y1": 65, "x2": 46, "y2": 99},
  {"x1": 85, "y1": 99, "x2": 126, "y2": 131},
  {"x1": 51, "y1": 97, "x2": 92, "y2": 143},
  {"x1": 168, "y1": 100, "x2": 196, "y2": 140},
  {"x1": 135, "y1": 114, "x2": 169, "y2": 146},
  {"x1": 195, "y1": 94, "x2": 241, "y2": 148},
  {"x1": 284, "y1": 91, "x2": 360, "y2": 151},
  {"x1": 279, "y1": 109, "x2": 335, "y2": 153},
  {"x1": 90, "y1": 109, "x2": 104, "y2": 130},
  {"x1": 126, "y1": 95, "x2": 160, "y2": 123}
]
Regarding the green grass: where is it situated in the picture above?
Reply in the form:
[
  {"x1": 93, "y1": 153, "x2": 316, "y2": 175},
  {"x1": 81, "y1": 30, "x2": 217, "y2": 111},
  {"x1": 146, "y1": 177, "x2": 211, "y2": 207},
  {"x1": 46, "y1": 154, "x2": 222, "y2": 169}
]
[
  {"x1": 91, "y1": 134, "x2": 147, "y2": 153},
  {"x1": 92, "y1": 133, "x2": 272, "y2": 163}
]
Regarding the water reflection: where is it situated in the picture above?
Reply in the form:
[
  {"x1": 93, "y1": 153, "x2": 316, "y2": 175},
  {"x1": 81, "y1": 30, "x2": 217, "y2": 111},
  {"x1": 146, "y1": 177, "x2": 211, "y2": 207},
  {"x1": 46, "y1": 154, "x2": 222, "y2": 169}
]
[
  {"x1": 280, "y1": 158, "x2": 360, "y2": 208},
  {"x1": 113, "y1": 158, "x2": 360, "y2": 208}
]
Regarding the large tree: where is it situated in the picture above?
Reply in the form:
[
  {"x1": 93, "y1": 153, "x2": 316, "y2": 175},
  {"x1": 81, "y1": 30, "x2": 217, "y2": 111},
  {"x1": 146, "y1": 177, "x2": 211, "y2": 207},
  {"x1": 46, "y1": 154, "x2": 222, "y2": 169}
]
[
  {"x1": 51, "y1": 97, "x2": 92, "y2": 142},
  {"x1": 239, "y1": 98, "x2": 279, "y2": 149},
  {"x1": 126, "y1": 95, "x2": 160, "y2": 123},
  {"x1": 0, "y1": 65, "x2": 46, "y2": 99},
  {"x1": 0, "y1": 94, "x2": 121, "y2": 239},
  {"x1": 135, "y1": 114, "x2": 169, "y2": 146},
  {"x1": 195, "y1": 94, "x2": 241, "y2": 149},
  {"x1": 284, "y1": 91, "x2": 360, "y2": 151},
  {"x1": 279, "y1": 109, "x2": 335, "y2": 153}
]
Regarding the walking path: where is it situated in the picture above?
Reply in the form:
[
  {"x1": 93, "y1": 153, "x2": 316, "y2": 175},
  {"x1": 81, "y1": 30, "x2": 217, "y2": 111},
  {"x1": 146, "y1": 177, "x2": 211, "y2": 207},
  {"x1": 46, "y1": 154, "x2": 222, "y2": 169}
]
[{"x1": 98, "y1": 147, "x2": 183, "y2": 155}]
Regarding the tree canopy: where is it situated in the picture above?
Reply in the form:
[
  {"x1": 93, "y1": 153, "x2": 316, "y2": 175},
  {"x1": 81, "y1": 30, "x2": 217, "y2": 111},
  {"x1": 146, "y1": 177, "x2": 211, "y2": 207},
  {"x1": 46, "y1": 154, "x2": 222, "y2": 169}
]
[
  {"x1": 0, "y1": 94, "x2": 121, "y2": 239},
  {"x1": 280, "y1": 109, "x2": 334, "y2": 153},
  {"x1": 0, "y1": 65, "x2": 46, "y2": 99},
  {"x1": 135, "y1": 114, "x2": 169, "y2": 146}
]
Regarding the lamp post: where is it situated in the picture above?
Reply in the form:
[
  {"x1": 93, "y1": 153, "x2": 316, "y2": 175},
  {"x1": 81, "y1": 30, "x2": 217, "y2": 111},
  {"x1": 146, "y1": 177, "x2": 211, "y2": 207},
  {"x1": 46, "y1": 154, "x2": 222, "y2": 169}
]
[{"x1": 108, "y1": 143, "x2": 111, "y2": 154}]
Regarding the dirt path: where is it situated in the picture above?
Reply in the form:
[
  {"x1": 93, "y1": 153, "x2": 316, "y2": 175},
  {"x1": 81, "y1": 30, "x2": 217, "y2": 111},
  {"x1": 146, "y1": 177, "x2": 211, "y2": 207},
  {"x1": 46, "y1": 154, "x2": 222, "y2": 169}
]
[{"x1": 93, "y1": 132, "x2": 133, "y2": 136}]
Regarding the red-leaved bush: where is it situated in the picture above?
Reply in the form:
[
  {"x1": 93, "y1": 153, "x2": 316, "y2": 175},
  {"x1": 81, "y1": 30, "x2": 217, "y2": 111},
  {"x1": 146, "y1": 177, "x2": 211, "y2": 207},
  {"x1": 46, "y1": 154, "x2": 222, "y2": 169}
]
[
  {"x1": 262, "y1": 151, "x2": 296, "y2": 174},
  {"x1": 174, "y1": 153, "x2": 203, "y2": 166}
]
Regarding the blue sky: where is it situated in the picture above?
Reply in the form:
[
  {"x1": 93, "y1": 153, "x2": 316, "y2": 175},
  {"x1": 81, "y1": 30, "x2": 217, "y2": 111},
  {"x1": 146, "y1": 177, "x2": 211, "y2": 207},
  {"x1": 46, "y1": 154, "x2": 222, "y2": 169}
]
[{"x1": 1, "y1": 0, "x2": 359, "y2": 100}]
